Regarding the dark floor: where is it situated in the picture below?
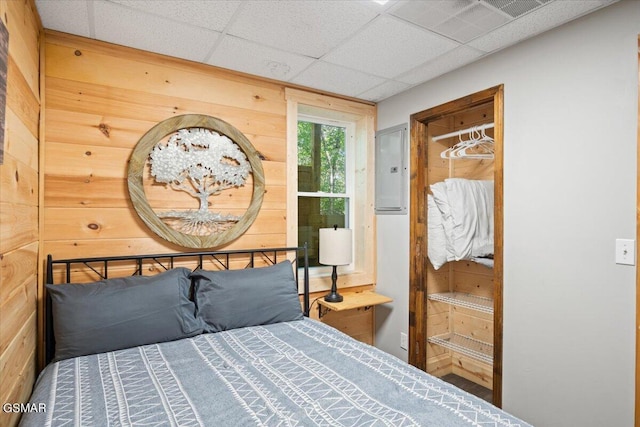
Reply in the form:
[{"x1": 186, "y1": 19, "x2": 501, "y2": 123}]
[{"x1": 441, "y1": 373, "x2": 493, "y2": 404}]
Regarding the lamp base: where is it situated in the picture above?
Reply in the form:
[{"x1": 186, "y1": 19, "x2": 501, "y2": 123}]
[{"x1": 324, "y1": 291, "x2": 343, "y2": 303}]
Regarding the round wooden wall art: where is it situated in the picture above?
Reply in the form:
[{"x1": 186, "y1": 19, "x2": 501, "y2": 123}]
[{"x1": 127, "y1": 114, "x2": 264, "y2": 249}]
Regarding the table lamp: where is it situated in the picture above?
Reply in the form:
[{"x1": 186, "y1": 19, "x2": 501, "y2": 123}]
[{"x1": 319, "y1": 225, "x2": 352, "y2": 303}]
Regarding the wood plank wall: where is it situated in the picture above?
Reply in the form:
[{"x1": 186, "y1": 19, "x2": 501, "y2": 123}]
[
  {"x1": 0, "y1": 1, "x2": 41, "y2": 426},
  {"x1": 43, "y1": 31, "x2": 289, "y2": 260},
  {"x1": 42, "y1": 31, "x2": 375, "y2": 358}
]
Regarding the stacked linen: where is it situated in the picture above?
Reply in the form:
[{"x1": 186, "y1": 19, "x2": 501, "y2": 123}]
[{"x1": 428, "y1": 178, "x2": 494, "y2": 270}]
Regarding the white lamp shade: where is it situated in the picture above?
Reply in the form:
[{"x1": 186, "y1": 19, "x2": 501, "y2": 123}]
[{"x1": 319, "y1": 228, "x2": 352, "y2": 266}]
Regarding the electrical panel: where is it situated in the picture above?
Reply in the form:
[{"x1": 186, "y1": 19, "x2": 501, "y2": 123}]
[{"x1": 375, "y1": 124, "x2": 407, "y2": 215}]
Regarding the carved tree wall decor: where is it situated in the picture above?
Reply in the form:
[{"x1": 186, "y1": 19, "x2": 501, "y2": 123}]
[{"x1": 128, "y1": 114, "x2": 265, "y2": 248}]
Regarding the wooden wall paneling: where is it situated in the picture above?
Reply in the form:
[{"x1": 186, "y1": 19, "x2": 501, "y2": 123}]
[
  {"x1": 43, "y1": 207, "x2": 287, "y2": 241},
  {"x1": 44, "y1": 108, "x2": 287, "y2": 162},
  {"x1": 452, "y1": 307, "x2": 493, "y2": 343},
  {"x1": 451, "y1": 353, "x2": 493, "y2": 389},
  {"x1": 0, "y1": 151, "x2": 38, "y2": 205},
  {"x1": 452, "y1": 159, "x2": 494, "y2": 181},
  {"x1": 5, "y1": 108, "x2": 38, "y2": 169},
  {"x1": 6, "y1": 56, "x2": 38, "y2": 136},
  {"x1": 0, "y1": 203, "x2": 38, "y2": 253},
  {"x1": 0, "y1": 276, "x2": 36, "y2": 357},
  {"x1": 0, "y1": 242, "x2": 38, "y2": 307},
  {"x1": 43, "y1": 32, "x2": 290, "y2": 264},
  {"x1": 452, "y1": 269, "x2": 494, "y2": 299},
  {"x1": 44, "y1": 141, "x2": 133, "y2": 177},
  {"x1": 3, "y1": 0, "x2": 39, "y2": 94},
  {"x1": 0, "y1": 315, "x2": 36, "y2": 427},
  {"x1": 44, "y1": 40, "x2": 286, "y2": 115},
  {"x1": 44, "y1": 79, "x2": 288, "y2": 144}
]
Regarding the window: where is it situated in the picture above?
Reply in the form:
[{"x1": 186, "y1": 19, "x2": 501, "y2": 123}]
[
  {"x1": 297, "y1": 118, "x2": 354, "y2": 267},
  {"x1": 286, "y1": 88, "x2": 375, "y2": 292}
]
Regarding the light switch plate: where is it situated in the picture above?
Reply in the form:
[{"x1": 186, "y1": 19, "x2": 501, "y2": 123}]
[
  {"x1": 615, "y1": 239, "x2": 635, "y2": 266},
  {"x1": 400, "y1": 332, "x2": 408, "y2": 350}
]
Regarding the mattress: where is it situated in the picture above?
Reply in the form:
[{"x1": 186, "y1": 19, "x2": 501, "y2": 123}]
[{"x1": 21, "y1": 318, "x2": 530, "y2": 426}]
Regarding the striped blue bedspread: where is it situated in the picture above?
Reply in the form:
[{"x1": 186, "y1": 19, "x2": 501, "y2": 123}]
[{"x1": 21, "y1": 319, "x2": 531, "y2": 426}]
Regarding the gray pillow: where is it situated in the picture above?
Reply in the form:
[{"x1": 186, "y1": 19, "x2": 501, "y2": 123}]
[
  {"x1": 47, "y1": 267, "x2": 203, "y2": 361},
  {"x1": 192, "y1": 260, "x2": 303, "y2": 333}
]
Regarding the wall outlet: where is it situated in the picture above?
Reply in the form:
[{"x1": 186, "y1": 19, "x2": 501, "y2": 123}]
[
  {"x1": 615, "y1": 239, "x2": 635, "y2": 266},
  {"x1": 400, "y1": 332, "x2": 408, "y2": 350}
]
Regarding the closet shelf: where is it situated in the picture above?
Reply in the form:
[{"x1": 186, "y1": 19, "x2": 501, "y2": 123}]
[
  {"x1": 428, "y1": 292, "x2": 493, "y2": 314},
  {"x1": 428, "y1": 333, "x2": 493, "y2": 365}
]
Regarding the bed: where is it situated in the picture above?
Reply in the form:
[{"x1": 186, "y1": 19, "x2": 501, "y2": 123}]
[{"x1": 20, "y1": 246, "x2": 531, "y2": 427}]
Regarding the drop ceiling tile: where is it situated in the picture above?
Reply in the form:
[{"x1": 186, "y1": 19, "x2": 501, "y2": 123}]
[
  {"x1": 208, "y1": 35, "x2": 314, "y2": 81},
  {"x1": 36, "y1": 0, "x2": 92, "y2": 37},
  {"x1": 228, "y1": 1, "x2": 378, "y2": 58},
  {"x1": 434, "y1": 16, "x2": 485, "y2": 43},
  {"x1": 474, "y1": 6, "x2": 512, "y2": 31},
  {"x1": 323, "y1": 15, "x2": 459, "y2": 79},
  {"x1": 357, "y1": 0, "x2": 396, "y2": 13},
  {"x1": 390, "y1": 0, "x2": 474, "y2": 29},
  {"x1": 459, "y1": 3, "x2": 511, "y2": 31},
  {"x1": 397, "y1": 45, "x2": 484, "y2": 85},
  {"x1": 109, "y1": 0, "x2": 242, "y2": 32},
  {"x1": 357, "y1": 80, "x2": 411, "y2": 102},
  {"x1": 291, "y1": 61, "x2": 385, "y2": 98},
  {"x1": 469, "y1": 0, "x2": 612, "y2": 53},
  {"x1": 93, "y1": 1, "x2": 220, "y2": 63},
  {"x1": 431, "y1": 3, "x2": 510, "y2": 43}
]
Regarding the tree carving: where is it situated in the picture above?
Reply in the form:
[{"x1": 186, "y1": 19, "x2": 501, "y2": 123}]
[{"x1": 149, "y1": 127, "x2": 252, "y2": 235}]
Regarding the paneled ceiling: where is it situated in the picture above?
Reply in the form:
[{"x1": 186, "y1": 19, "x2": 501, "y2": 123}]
[{"x1": 36, "y1": 0, "x2": 618, "y2": 102}]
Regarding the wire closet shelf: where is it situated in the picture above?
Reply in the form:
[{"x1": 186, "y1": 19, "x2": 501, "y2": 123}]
[{"x1": 428, "y1": 292, "x2": 493, "y2": 314}]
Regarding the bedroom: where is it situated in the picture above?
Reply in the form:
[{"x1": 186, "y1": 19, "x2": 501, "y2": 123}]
[{"x1": 0, "y1": 0, "x2": 638, "y2": 426}]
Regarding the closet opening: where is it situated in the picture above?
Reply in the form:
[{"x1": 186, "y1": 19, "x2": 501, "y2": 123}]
[{"x1": 408, "y1": 85, "x2": 504, "y2": 406}]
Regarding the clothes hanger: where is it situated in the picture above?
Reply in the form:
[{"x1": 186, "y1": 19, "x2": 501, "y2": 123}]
[
  {"x1": 439, "y1": 124, "x2": 494, "y2": 160},
  {"x1": 440, "y1": 133, "x2": 466, "y2": 159},
  {"x1": 456, "y1": 126, "x2": 494, "y2": 159}
]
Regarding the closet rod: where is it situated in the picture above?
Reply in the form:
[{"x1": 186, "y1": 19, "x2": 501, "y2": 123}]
[{"x1": 431, "y1": 122, "x2": 494, "y2": 142}]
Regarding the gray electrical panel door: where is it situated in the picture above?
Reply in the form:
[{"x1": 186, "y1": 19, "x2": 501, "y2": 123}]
[{"x1": 375, "y1": 124, "x2": 407, "y2": 215}]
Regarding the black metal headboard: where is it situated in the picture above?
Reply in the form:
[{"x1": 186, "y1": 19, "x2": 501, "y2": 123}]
[{"x1": 45, "y1": 245, "x2": 310, "y2": 365}]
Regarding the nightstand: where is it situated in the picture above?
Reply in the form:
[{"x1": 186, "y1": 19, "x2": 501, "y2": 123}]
[
  {"x1": 316, "y1": 290, "x2": 393, "y2": 344},
  {"x1": 317, "y1": 291, "x2": 392, "y2": 319}
]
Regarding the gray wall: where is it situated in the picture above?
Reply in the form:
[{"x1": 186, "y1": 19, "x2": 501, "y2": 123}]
[{"x1": 374, "y1": 1, "x2": 638, "y2": 426}]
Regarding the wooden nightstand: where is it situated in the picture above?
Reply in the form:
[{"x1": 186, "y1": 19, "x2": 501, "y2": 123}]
[
  {"x1": 317, "y1": 291, "x2": 392, "y2": 319},
  {"x1": 315, "y1": 290, "x2": 392, "y2": 344}
]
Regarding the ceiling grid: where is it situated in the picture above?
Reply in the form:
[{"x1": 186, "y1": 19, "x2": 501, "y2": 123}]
[{"x1": 36, "y1": 0, "x2": 618, "y2": 102}]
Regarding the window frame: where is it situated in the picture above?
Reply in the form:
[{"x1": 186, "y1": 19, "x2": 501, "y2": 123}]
[
  {"x1": 285, "y1": 88, "x2": 376, "y2": 294},
  {"x1": 296, "y1": 115, "x2": 356, "y2": 275}
]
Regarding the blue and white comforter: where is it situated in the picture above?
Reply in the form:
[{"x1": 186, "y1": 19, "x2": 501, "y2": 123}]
[{"x1": 21, "y1": 319, "x2": 531, "y2": 426}]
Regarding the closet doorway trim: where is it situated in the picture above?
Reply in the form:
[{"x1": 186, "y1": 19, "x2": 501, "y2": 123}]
[{"x1": 408, "y1": 85, "x2": 504, "y2": 407}]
